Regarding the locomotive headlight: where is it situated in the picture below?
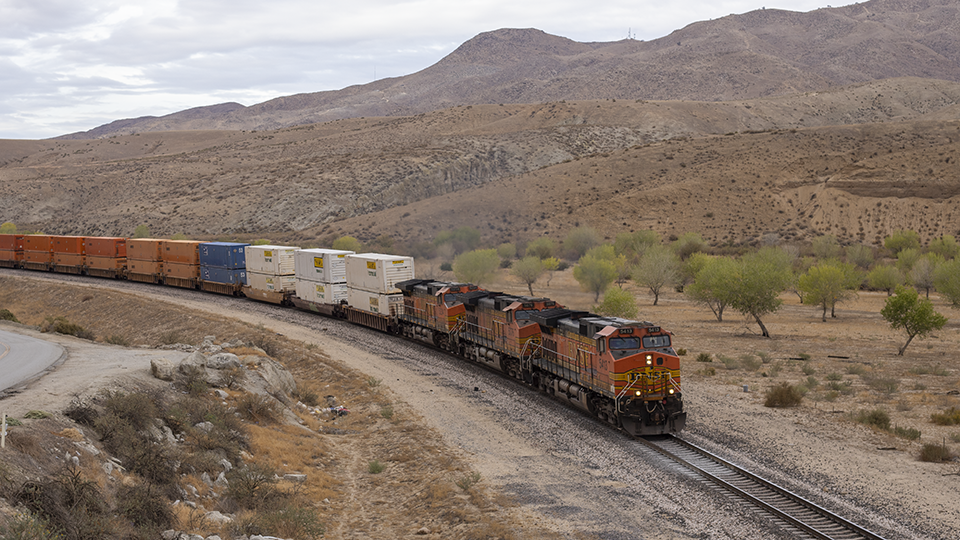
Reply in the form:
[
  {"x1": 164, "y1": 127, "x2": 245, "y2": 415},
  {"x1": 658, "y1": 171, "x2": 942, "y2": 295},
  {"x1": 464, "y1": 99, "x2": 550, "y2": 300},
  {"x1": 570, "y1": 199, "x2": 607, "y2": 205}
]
[
  {"x1": 635, "y1": 390, "x2": 642, "y2": 396},
  {"x1": 669, "y1": 388, "x2": 675, "y2": 395},
  {"x1": 646, "y1": 354, "x2": 653, "y2": 365}
]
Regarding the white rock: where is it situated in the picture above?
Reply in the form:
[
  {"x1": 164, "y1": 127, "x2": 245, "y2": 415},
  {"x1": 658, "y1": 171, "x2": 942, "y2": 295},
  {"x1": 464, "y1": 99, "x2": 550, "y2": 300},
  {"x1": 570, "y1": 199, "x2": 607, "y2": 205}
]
[
  {"x1": 206, "y1": 353, "x2": 241, "y2": 370},
  {"x1": 204, "y1": 511, "x2": 233, "y2": 525},
  {"x1": 151, "y1": 357, "x2": 176, "y2": 381}
]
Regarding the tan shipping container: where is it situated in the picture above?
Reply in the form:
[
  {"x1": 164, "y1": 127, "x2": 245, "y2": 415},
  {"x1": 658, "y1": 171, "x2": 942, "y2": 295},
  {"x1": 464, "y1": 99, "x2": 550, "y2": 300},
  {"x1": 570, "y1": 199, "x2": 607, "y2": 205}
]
[
  {"x1": 347, "y1": 287, "x2": 405, "y2": 316},
  {"x1": 295, "y1": 279, "x2": 348, "y2": 305},
  {"x1": 246, "y1": 245, "x2": 299, "y2": 275},
  {"x1": 163, "y1": 262, "x2": 200, "y2": 279},
  {"x1": 23, "y1": 250, "x2": 53, "y2": 263},
  {"x1": 54, "y1": 253, "x2": 84, "y2": 266},
  {"x1": 87, "y1": 256, "x2": 126, "y2": 270},
  {"x1": 85, "y1": 237, "x2": 127, "y2": 258},
  {"x1": 127, "y1": 239, "x2": 163, "y2": 261},
  {"x1": 128, "y1": 259, "x2": 163, "y2": 275},
  {"x1": 161, "y1": 240, "x2": 201, "y2": 264},
  {"x1": 247, "y1": 271, "x2": 297, "y2": 292},
  {"x1": 23, "y1": 235, "x2": 53, "y2": 252},
  {"x1": 344, "y1": 253, "x2": 415, "y2": 294},
  {"x1": 294, "y1": 249, "x2": 352, "y2": 283}
]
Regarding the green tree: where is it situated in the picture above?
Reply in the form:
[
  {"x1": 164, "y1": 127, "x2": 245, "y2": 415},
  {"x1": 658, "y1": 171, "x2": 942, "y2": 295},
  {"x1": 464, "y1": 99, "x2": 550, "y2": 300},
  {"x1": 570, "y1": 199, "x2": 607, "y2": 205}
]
[
  {"x1": 511, "y1": 256, "x2": 545, "y2": 295},
  {"x1": 132, "y1": 224, "x2": 150, "y2": 238},
  {"x1": 332, "y1": 235, "x2": 362, "y2": 252},
  {"x1": 933, "y1": 259, "x2": 960, "y2": 308},
  {"x1": 594, "y1": 288, "x2": 639, "y2": 319},
  {"x1": 884, "y1": 229, "x2": 920, "y2": 255},
  {"x1": 910, "y1": 254, "x2": 943, "y2": 298},
  {"x1": 896, "y1": 248, "x2": 921, "y2": 273},
  {"x1": 845, "y1": 244, "x2": 874, "y2": 269},
  {"x1": 0, "y1": 222, "x2": 16, "y2": 234},
  {"x1": 563, "y1": 226, "x2": 600, "y2": 261},
  {"x1": 686, "y1": 256, "x2": 737, "y2": 322},
  {"x1": 928, "y1": 234, "x2": 960, "y2": 260},
  {"x1": 671, "y1": 231, "x2": 707, "y2": 260},
  {"x1": 541, "y1": 257, "x2": 561, "y2": 286},
  {"x1": 614, "y1": 230, "x2": 659, "y2": 264},
  {"x1": 496, "y1": 242, "x2": 517, "y2": 260},
  {"x1": 727, "y1": 247, "x2": 794, "y2": 338},
  {"x1": 453, "y1": 249, "x2": 500, "y2": 286},
  {"x1": 867, "y1": 264, "x2": 902, "y2": 296},
  {"x1": 881, "y1": 286, "x2": 948, "y2": 355},
  {"x1": 797, "y1": 262, "x2": 861, "y2": 322},
  {"x1": 434, "y1": 227, "x2": 481, "y2": 254},
  {"x1": 573, "y1": 252, "x2": 617, "y2": 301},
  {"x1": 811, "y1": 234, "x2": 841, "y2": 260},
  {"x1": 525, "y1": 237, "x2": 556, "y2": 259},
  {"x1": 633, "y1": 245, "x2": 679, "y2": 306}
]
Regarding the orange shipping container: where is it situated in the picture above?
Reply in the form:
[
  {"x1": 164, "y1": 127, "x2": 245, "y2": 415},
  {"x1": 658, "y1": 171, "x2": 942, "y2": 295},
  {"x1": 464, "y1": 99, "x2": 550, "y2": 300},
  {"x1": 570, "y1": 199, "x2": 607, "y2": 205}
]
[
  {"x1": 24, "y1": 250, "x2": 53, "y2": 263},
  {"x1": 54, "y1": 253, "x2": 84, "y2": 266},
  {"x1": 0, "y1": 234, "x2": 23, "y2": 250},
  {"x1": 53, "y1": 236, "x2": 85, "y2": 254},
  {"x1": 127, "y1": 239, "x2": 164, "y2": 261},
  {"x1": 23, "y1": 235, "x2": 53, "y2": 252},
  {"x1": 162, "y1": 240, "x2": 201, "y2": 264},
  {"x1": 87, "y1": 256, "x2": 126, "y2": 270},
  {"x1": 85, "y1": 237, "x2": 126, "y2": 258},
  {"x1": 164, "y1": 262, "x2": 199, "y2": 279},
  {"x1": 128, "y1": 259, "x2": 163, "y2": 275},
  {"x1": 0, "y1": 249, "x2": 22, "y2": 262}
]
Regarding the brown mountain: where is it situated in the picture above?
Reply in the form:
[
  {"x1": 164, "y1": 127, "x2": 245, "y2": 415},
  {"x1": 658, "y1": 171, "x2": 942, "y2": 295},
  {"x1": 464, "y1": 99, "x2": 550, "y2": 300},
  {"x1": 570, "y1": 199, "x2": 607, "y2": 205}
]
[{"x1": 59, "y1": 0, "x2": 960, "y2": 139}]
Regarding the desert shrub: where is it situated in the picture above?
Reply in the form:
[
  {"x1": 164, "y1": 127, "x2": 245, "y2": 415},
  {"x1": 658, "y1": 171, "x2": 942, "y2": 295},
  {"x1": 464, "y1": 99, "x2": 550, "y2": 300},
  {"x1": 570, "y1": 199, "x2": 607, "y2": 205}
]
[
  {"x1": 40, "y1": 316, "x2": 94, "y2": 340},
  {"x1": 380, "y1": 405, "x2": 394, "y2": 419},
  {"x1": 801, "y1": 364, "x2": 816, "y2": 376},
  {"x1": 700, "y1": 366, "x2": 717, "y2": 376},
  {"x1": 64, "y1": 403, "x2": 98, "y2": 427},
  {"x1": 219, "y1": 366, "x2": 246, "y2": 389},
  {"x1": 825, "y1": 372, "x2": 843, "y2": 381},
  {"x1": 175, "y1": 369, "x2": 209, "y2": 397},
  {"x1": 227, "y1": 463, "x2": 282, "y2": 510},
  {"x1": 893, "y1": 426, "x2": 921, "y2": 440},
  {"x1": 676, "y1": 348, "x2": 687, "y2": 356},
  {"x1": 439, "y1": 262, "x2": 453, "y2": 271},
  {"x1": 695, "y1": 353, "x2": 712, "y2": 363},
  {"x1": 0, "y1": 511, "x2": 61, "y2": 540},
  {"x1": 846, "y1": 364, "x2": 868, "y2": 376},
  {"x1": 930, "y1": 407, "x2": 960, "y2": 426},
  {"x1": 826, "y1": 380, "x2": 854, "y2": 395},
  {"x1": 368, "y1": 460, "x2": 385, "y2": 474},
  {"x1": 232, "y1": 504, "x2": 325, "y2": 540},
  {"x1": 173, "y1": 398, "x2": 248, "y2": 463},
  {"x1": 455, "y1": 472, "x2": 482, "y2": 491},
  {"x1": 236, "y1": 394, "x2": 283, "y2": 424},
  {"x1": 805, "y1": 376, "x2": 819, "y2": 388},
  {"x1": 718, "y1": 355, "x2": 738, "y2": 370},
  {"x1": 909, "y1": 365, "x2": 950, "y2": 376},
  {"x1": 919, "y1": 442, "x2": 955, "y2": 462},
  {"x1": 104, "y1": 334, "x2": 130, "y2": 346},
  {"x1": 158, "y1": 331, "x2": 183, "y2": 345},
  {"x1": 23, "y1": 410, "x2": 51, "y2": 420},
  {"x1": 797, "y1": 353, "x2": 811, "y2": 361},
  {"x1": 101, "y1": 391, "x2": 159, "y2": 430},
  {"x1": 117, "y1": 483, "x2": 174, "y2": 529},
  {"x1": 739, "y1": 354, "x2": 761, "y2": 372},
  {"x1": 764, "y1": 383, "x2": 803, "y2": 408},
  {"x1": 367, "y1": 376, "x2": 382, "y2": 388},
  {"x1": 864, "y1": 376, "x2": 899, "y2": 394},
  {"x1": 821, "y1": 390, "x2": 840, "y2": 402},
  {"x1": 293, "y1": 386, "x2": 320, "y2": 407},
  {"x1": 950, "y1": 433, "x2": 960, "y2": 444},
  {"x1": 16, "y1": 465, "x2": 111, "y2": 539},
  {"x1": 0, "y1": 308, "x2": 19, "y2": 323},
  {"x1": 855, "y1": 409, "x2": 891, "y2": 430},
  {"x1": 756, "y1": 351, "x2": 773, "y2": 364}
]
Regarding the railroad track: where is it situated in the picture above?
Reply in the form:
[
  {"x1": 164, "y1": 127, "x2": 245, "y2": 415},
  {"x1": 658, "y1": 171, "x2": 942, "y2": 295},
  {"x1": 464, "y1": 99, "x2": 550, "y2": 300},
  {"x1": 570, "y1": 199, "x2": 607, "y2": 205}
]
[{"x1": 639, "y1": 435, "x2": 888, "y2": 540}]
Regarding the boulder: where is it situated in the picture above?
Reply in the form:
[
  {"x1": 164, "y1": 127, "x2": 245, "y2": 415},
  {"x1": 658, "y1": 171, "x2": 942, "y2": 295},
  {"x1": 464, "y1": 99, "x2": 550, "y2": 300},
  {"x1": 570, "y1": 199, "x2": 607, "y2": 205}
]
[
  {"x1": 204, "y1": 511, "x2": 232, "y2": 525},
  {"x1": 206, "y1": 353, "x2": 241, "y2": 370},
  {"x1": 255, "y1": 357, "x2": 297, "y2": 396},
  {"x1": 151, "y1": 357, "x2": 176, "y2": 381},
  {"x1": 178, "y1": 351, "x2": 207, "y2": 378}
]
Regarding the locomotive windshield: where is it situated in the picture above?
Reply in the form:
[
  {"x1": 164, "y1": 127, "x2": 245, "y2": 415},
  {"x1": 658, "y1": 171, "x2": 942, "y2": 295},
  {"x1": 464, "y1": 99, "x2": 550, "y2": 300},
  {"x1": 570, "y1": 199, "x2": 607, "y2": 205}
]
[
  {"x1": 642, "y1": 335, "x2": 671, "y2": 349},
  {"x1": 609, "y1": 337, "x2": 641, "y2": 350}
]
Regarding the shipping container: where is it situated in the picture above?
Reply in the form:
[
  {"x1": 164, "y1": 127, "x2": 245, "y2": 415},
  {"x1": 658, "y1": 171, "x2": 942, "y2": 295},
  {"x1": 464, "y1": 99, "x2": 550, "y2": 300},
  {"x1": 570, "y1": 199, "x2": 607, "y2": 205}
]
[
  {"x1": 201, "y1": 266, "x2": 247, "y2": 285},
  {"x1": 128, "y1": 259, "x2": 163, "y2": 275},
  {"x1": 161, "y1": 240, "x2": 201, "y2": 264},
  {"x1": 245, "y1": 245, "x2": 298, "y2": 275},
  {"x1": 247, "y1": 271, "x2": 296, "y2": 292},
  {"x1": 199, "y1": 242, "x2": 249, "y2": 269},
  {"x1": 295, "y1": 279, "x2": 348, "y2": 305},
  {"x1": 52, "y1": 236, "x2": 86, "y2": 254},
  {"x1": 344, "y1": 253, "x2": 415, "y2": 294},
  {"x1": 0, "y1": 234, "x2": 23, "y2": 251},
  {"x1": 54, "y1": 253, "x2": 84, "y2": 266},
  {"x1": 0, "y1": 249, "x2": 22, "y2": 263},
  {"x1": 127, "y1": 239, "x2": 163, "y2": 261},
  {"x1": 23, "y1": 235, "x2": 53, "y2": 252},
  {"x1": 23, "y1": 250, "x2": 53, "y2": 263},
  {"x1": 86, "y1": 256, "x2": 126, "y2": 271},
  {"x1": 347, "y1": 287, "x2": 404, "y2": 316},
  {"x1": 294, "y1": 248, "x2": 353, "y2": 283},
  {"x1": 164, "y1": 262, "x2": 200, "y2": 279},
  {"x1": 84, "y1": 237, "x2": 127, "y2": 258}
]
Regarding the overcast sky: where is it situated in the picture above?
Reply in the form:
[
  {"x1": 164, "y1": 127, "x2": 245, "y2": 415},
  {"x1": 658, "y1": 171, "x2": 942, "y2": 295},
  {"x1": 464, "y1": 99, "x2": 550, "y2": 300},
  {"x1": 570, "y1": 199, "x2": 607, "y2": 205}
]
[{"x1": 1, "y1": 0, "x2": 831, "y2": 140}]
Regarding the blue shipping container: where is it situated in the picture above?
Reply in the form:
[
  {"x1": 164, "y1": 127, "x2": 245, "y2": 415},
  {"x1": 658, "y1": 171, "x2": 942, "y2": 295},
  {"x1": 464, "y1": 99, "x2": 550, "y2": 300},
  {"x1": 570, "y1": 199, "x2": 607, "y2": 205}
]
[
  {"x1": 201, "y1": 266, "x2": 247, "y2": 285},
  {"x1": 199, "y1": 242, "x2": 249, "y2": 269}
]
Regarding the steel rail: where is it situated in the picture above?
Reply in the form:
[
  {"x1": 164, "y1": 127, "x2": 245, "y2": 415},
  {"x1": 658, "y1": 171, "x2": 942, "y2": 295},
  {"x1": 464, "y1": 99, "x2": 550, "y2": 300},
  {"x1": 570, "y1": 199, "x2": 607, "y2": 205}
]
[{"x1": 639, "y1": 435, "x2": 888, "y2": 540}]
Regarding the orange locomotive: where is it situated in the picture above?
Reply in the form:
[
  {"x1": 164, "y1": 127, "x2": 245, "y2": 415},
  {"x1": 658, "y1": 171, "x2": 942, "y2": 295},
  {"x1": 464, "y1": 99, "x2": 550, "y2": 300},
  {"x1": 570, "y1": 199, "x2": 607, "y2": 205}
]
[{"x1": 397, "y1": 279, "x2": 685, "y2": 436}]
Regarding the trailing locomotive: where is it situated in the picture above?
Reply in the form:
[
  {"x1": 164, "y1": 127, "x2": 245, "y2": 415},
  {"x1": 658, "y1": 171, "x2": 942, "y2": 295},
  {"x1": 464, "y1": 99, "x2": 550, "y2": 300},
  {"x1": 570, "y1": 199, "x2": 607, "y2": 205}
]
[{"x1": 0, "y1": 233, "x2": 686, "y2": 436}]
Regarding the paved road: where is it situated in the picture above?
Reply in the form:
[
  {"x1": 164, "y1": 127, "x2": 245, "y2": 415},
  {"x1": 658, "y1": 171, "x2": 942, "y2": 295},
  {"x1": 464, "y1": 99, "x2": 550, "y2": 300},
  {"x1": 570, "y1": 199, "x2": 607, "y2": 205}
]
[{"x1": 0, "y1": 329, "x2": 65, "y2": 393}]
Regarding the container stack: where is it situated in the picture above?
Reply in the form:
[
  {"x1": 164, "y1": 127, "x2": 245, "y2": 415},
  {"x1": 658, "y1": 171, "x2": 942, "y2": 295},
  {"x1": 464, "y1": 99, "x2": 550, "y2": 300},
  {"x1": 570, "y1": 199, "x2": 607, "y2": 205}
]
[
  {"x1": 199, "y1": 242, "x2": 249, "y2": 295},
  {"x1": 52, "y1": 236, "x2": 86, "y2": 274},
  {"x1": 245, "y1": 245, "x2": 299, "y2": 303},
  {"x1": 161, "y1": 240, "x2": 202, "y2": 288},
  {"x1": 126, "y1": 239, "x2": 164, "y2": 283},
  {"x1": 84, "y1": 237, "x2": 127, "y2": 278},
  {"x1": 0, "y1": 234, "x2": 23, "y2": 268},
  {"x1": 294, "y1": 248, "x2": 353, "y2": 306},
  {"x1": 344, "y1": 253, "x2": 414, "y2": 316},
  {"x1": 22, "y1": 235, "x2": 54, "y2": 271}
]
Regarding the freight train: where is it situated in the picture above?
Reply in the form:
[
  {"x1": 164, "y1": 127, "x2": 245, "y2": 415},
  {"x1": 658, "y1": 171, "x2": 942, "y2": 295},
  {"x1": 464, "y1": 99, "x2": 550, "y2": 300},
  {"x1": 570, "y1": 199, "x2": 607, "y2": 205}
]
[{"x1": 0, "y1": 233, "x2": 686, "y2": 436}]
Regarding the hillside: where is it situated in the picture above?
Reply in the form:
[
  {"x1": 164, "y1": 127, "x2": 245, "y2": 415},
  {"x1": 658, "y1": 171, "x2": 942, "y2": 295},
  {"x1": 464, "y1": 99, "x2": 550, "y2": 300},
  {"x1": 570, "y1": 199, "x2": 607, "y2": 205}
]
[
  {"x1": 58, "y1": 0, "x2": 960, "y2": 139},
  {"x1": 2, "y1": 78, "x2": 960, "y2": 247}
]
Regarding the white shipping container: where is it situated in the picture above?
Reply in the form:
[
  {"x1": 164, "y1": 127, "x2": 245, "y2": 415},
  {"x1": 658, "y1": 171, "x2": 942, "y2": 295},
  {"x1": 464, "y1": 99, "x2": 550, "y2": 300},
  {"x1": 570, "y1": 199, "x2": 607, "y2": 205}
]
[
  {"x1": 347, "y1": 287, "x2": 405, "y2": 316},
  {"x1": 295, "y1": 279, "x2": 348, "y2": 305},
  {"x1": 246, "y1": 245, "x2": 299, "y2": 275},
  {"x1": 247, "y1": 271, "x2": 297, "y2": 292},
  {"x1": 295, "y1": 249, "x2": 353, "y2": 283},
  {"x1": 345, "y1": 253, "x2": 415, "y2": 294}
]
